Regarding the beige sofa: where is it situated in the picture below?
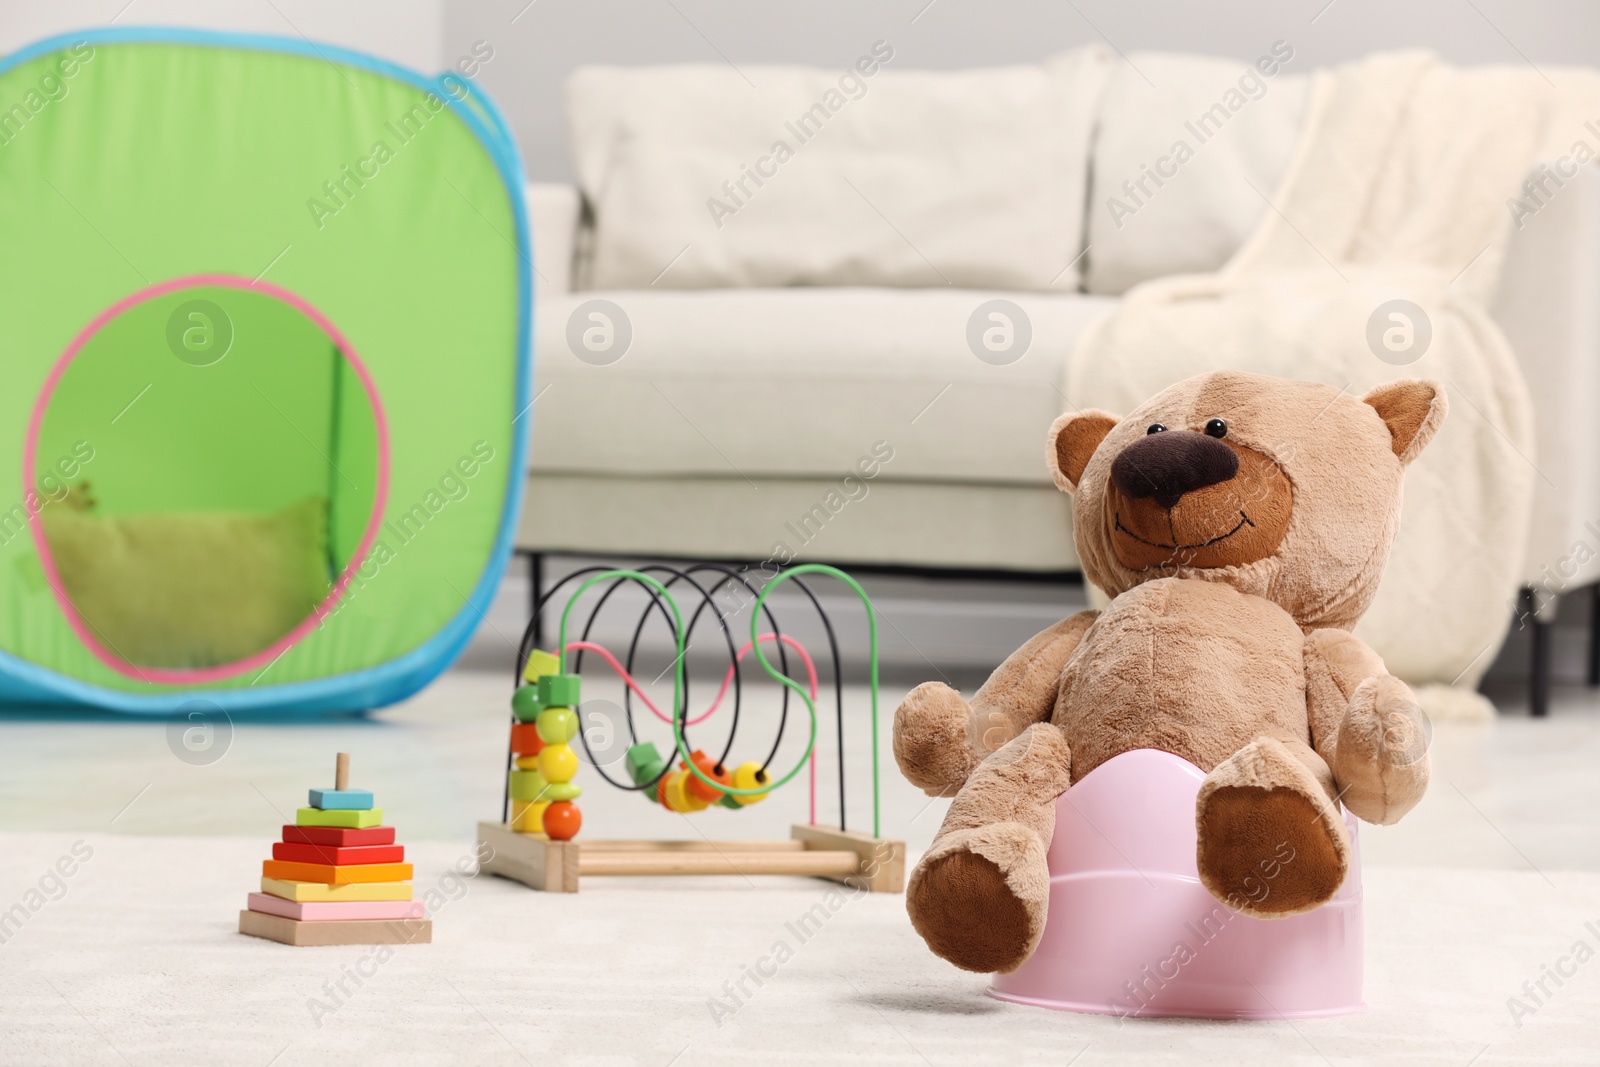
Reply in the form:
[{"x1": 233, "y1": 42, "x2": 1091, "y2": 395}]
[{"x1": 516, "y1": 48, "x2": 1600, "y2": 667}]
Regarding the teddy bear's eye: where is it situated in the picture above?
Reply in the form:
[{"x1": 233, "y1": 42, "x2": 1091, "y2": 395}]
[
  {"x1": 1146, "y1": 423, "x2": 1166, "y2": 435},
  {"x1": 1204, "y1": 418, "x2": 1228, "y2": 439}
]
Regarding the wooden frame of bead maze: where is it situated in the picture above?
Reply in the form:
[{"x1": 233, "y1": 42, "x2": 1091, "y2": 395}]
[{"x1": 476, "y1": 564, "x2": 905, "y2": 894}]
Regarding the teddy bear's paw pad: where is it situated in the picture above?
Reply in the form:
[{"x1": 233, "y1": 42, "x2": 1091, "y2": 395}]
[
  {"x1": 1195, "y1": 784, "x2": 1347, "y2": 918},
  {"x1": 907, "y1": 848, "x2": 1034, "y2": 973}
]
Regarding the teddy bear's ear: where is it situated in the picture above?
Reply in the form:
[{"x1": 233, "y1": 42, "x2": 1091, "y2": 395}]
[
  {"x1": 1362, "y1": 380, "x2": 1447, "y2": 465},
  {"x1": 1047, "y1": 410, "x2": 1119, "y2": 493}
]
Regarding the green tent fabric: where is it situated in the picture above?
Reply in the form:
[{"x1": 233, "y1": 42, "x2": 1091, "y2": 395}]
[{"x1": 0, "y1": 28, "x2": 531, "y2": 712}]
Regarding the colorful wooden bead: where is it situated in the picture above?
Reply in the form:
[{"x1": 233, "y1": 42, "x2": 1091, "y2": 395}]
[
  {"x1": 625, "y1": 742, "x2": 667, "y2": 796},
  {"x1": 542, "y1": 781, "x2": 582, "y2": 802},
  {"x1": 511, "y1": 799, "x2": 548, "y2": 833},
  {"x1": 537, "y1": 673, "x2": 581, "y2": 706},
  {"x1": 537, "y1": 743, "x2": 578, "y2": 783},
  {"x1": 685, "y1": 750, "x2": 731, "y2": 802},
  {"x1": 521, "y1": 648, "x2": 560, "y2": 684},
  {"x1": 536, "y1": 706, "x2": 579, "y2": 745},
  {"x1": 660, "y1": 769, "x2": 685, "y2": 811},
  {"x1": 508, "y1": 769, "x2": 550, "y2": 802},
  {"x1": 664, "y1": 769, "x2": 710, "y2": 812},
  {"x1": 543, "y1": 801, "x2": 582, "y2": 841},
  {"x1": 511, "y1": 684, "x2": 541, "y2": 722},
  {"x1": 510, "y1": 722, "x2": 545, "y2": 756},
  {"x1": 729, "y1": 761, "x2": 770, "y2": 806},
  {"x1": 625, "y1": 742, "x2": 660, "y2": 778},
  {"x1": 514, "y1": 754, "x2": 541, "y2": 771}
]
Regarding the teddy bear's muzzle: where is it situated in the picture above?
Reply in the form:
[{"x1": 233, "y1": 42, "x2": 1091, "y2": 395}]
[
  {"x1": 1110, "y1": 429, "x2": 1239, "y2": 509},
  {"x1": 1105, "y1": 432, "x2": 1293, "y2": 571}
]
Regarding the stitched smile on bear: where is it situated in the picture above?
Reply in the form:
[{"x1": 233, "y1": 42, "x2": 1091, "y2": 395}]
[{"x1": 1104, "y1": 419, "x2": 1292, "y2": 570}]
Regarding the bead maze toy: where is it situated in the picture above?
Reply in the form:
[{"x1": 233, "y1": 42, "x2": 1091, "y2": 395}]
[
  {"x1": 239, "y1": 753, "x2": 432, "y2": 946},
  {"x1": 476, "y1": 564, "x2": 905, "y2": 893}
]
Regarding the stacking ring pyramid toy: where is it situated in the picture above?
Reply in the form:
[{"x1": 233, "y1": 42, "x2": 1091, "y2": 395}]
[{"x1": 239, "y1": 753, "x2": 431, "y2": 946}]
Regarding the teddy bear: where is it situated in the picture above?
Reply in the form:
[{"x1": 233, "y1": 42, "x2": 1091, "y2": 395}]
[{"x1": 893, "y1": 370, "x2": 1442, "y2": 974}]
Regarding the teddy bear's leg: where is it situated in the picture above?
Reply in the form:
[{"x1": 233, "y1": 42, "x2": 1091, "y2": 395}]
[
  {"x1": 1194, "y1": 734, "x2": 1351, "y2": 918},
  {"x1": 906, "y1": 722, "x2": 1072, "y2": 973},
  {"x1": 893, "y1": 611, "x2": 1096, "y2": 798},
  {"x1": 1331, "y1": 675, "x2": 1431, "y2": 825}
]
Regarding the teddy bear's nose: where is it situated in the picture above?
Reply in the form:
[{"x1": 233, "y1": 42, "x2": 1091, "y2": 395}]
[{"x1": 1110, "y1": 430, "x2": 1239, "y2": 509}]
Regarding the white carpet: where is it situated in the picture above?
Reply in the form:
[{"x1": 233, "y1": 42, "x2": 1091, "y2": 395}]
[{"x1": 1, "y1": 832, "x2": 1598, "y2": 1065}]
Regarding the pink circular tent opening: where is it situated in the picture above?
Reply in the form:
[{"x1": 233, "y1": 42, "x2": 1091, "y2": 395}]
[{"x1": 25, "y1": 275, "x2": 391, "y2": 684}]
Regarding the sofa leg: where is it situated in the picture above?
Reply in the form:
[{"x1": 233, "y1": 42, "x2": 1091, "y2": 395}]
[
  {"x1": 1528, "y1": 588, "x2": 1551, "y2": 718},
  {"x1": 1588, "y1": 583, "x2": 1600, "y2": 688}
]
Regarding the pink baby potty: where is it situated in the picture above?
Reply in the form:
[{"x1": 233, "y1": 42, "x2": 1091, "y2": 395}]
[{"x1": 989, "y1": 748, "x2": 1364, "y2": 1019}]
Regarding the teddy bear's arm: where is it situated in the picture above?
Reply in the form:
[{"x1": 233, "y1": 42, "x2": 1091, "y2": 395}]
[
  {"x1": 1303, "y1": 628, "x2": 1384, "y2": 764},
  {"x1": 1303, "y1": 628, "x2": 1430, "y2": 825},
  {"x1": 893, "y1": 611, "x2": 1095, "y2": 797},
  {"x1": 970, "y1": 610, "x2": 1098, "y2": 753}
]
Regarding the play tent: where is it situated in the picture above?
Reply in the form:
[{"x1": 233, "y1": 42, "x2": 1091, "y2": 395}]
[{"x1": 0, "y1": 28, "x2": 531, "y2": 713}]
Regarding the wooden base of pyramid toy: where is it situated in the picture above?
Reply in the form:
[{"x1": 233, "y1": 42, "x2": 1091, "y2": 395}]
[
  {"x1": 239, "y1": 909, "x2": 433, "y2": 946},
  {"x1": 240, "y1": 753, "x2": 433, "y2": 946},
  {"x1": 476, "y1": 821, "x2": 904, "y2": 894}
]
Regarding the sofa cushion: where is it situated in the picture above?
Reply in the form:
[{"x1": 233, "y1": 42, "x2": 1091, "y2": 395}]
[
  {"x1": 566, "y1": 47, "x2": 1110, "y2": 292},
  {"x1": 532, "y1": 289, "x2": 1117, "y2": 484},
  {"x1": 1085, "y1": 50, "x2": 1311, "y2": 295}
]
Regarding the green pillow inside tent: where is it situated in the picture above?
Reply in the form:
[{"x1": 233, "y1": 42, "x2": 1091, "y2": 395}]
[{"x1": 0, "y1": 28, "x2": 532, "y2": 713}]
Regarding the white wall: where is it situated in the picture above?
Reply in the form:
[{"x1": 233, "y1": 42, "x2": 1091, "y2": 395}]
[
  {"x1": 1, "y1": 0, "x2": 444, "y2": 72},
  {"x1": 441, "y1": 0, "x2": 1599, "y2": 180},
  {"x1": 10, "y1": 0, "x2": 1590, "y2": 179}
]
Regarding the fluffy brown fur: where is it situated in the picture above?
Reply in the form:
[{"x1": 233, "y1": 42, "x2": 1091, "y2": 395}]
[{"x1": 897, "y1": 371, "x2": 1441, "y2": 973}]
